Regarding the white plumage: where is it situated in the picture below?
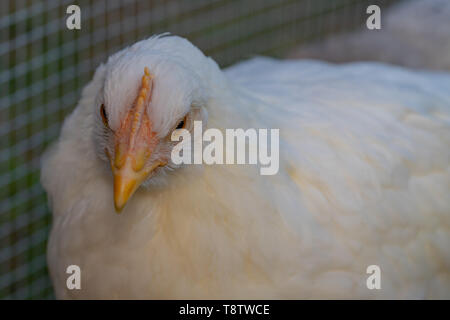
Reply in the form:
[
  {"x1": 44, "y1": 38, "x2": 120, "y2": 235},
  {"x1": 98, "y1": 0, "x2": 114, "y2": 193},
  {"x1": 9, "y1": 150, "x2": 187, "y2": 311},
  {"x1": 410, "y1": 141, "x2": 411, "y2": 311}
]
[{"x1": 42, "y1": 34, "x2": 450, "y2": 299}]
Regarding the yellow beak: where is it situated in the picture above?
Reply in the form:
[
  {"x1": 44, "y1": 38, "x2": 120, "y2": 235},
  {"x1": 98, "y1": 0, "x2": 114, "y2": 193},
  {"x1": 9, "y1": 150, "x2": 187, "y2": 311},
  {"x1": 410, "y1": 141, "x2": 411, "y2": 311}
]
[
  {"x1": 112, "y1": 153, "x2": 165, "y2": 212},
  {"x1": 113, "y1": 153, "x2": 150, "y2": 212},
  {"x1": 110, "y1": 66, "x2": 157, "y2": 212}
]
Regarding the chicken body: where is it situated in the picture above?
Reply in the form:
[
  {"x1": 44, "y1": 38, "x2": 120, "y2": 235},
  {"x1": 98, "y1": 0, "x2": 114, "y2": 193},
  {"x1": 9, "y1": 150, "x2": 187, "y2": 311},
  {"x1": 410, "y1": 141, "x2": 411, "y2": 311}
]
[{"x1": 42, "y1": 37, "x2": 450, "y2": 299}]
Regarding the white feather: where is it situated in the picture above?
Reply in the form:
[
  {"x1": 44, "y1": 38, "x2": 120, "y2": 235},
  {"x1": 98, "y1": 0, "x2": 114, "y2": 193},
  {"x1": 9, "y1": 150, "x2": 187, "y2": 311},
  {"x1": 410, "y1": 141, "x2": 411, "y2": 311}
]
[{"x1": 42, "y1": 35, "x2": 450, "y2": 299}]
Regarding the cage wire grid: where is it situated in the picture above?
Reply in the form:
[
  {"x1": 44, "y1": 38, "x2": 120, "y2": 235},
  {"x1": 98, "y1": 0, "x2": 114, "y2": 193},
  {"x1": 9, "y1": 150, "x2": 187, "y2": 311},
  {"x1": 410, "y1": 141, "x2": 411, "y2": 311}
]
[{"x1": 0, "y1": 0, "x2": 400, "y2": 299}]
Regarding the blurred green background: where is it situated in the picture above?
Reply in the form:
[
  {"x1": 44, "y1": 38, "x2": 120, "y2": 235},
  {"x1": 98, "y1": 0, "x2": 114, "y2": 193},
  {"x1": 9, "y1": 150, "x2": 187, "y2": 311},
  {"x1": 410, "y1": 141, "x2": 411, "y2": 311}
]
[{"x1": 0, "y1": 0, "x2": 400, "y2": 299}]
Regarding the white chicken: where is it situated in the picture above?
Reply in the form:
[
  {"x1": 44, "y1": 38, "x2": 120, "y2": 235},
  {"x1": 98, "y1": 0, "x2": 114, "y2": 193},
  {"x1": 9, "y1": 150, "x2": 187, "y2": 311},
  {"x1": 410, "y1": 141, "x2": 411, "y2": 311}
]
[{"x1": 41, "y1": 34, "x2": 450, "y2": 299}]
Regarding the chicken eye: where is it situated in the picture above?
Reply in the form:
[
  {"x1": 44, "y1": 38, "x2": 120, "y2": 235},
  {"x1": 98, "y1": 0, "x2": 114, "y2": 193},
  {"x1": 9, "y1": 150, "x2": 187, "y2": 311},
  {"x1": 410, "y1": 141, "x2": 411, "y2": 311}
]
[
  {"x1": 175, "y1": 117, "x2": 186, "y2": 130},
  {"x1": 100, "y1": 104, "x2": 109, "y2": 128}
]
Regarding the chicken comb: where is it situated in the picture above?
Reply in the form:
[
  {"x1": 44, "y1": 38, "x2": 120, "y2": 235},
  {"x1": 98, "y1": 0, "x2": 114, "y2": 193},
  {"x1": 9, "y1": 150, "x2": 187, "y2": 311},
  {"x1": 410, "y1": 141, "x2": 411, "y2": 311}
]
[
  {"x1": 129, "y1": 67, "x2": 153, "y2": 145},
  {"x1": 136, "y1": 67, "x2": 153, "y2": 108}
]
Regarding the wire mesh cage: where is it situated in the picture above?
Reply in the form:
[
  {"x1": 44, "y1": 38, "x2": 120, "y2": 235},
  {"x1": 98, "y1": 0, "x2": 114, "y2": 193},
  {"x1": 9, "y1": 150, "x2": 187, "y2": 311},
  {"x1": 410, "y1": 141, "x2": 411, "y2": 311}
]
[{"x1": 1, "y1": 0, "x2": 401, "y2": 299}]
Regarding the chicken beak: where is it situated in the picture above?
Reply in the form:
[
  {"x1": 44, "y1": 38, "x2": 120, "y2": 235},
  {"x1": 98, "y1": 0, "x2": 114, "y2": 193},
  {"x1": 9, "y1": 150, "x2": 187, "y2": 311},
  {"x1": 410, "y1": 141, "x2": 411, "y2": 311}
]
[
  {"x1": 110, "y1": 66, "x2": 157, "y2": 213},
  {"x1": 114, "y1": 171, "x2": 137, "y2": 213},
  {"x1": 112, "y1": 154, "x2": 167, "y2": 212},
  {"x1": 112, "y1": 147, "x2": 152, "y2": 212}
]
